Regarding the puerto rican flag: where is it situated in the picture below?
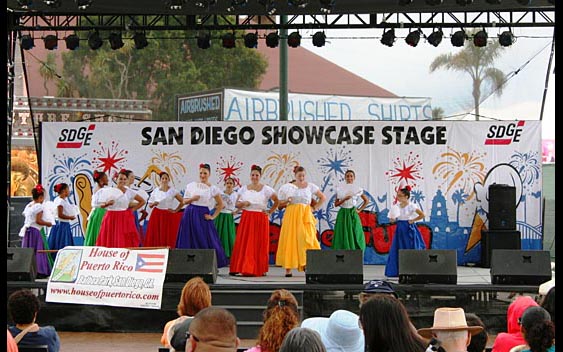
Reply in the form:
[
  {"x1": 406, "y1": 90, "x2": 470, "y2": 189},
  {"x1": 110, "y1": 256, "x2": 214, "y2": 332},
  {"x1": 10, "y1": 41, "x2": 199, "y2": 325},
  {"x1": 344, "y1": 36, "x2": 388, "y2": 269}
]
[{"x1": 135, "y1": 253, "x2": 166, "y2": 273}]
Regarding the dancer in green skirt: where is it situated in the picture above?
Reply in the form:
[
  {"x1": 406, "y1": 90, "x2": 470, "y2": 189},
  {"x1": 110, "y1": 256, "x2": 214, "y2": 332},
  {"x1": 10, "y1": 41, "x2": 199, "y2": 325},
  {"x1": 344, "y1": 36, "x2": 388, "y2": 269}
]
[
  {"x1": 214, "y1": 177, "x2": 239, "y2": 258},
  {"x1": 84, "y1": 170, "x2": 113, "y2": 246},
  {"x1": 331, "y1": 169, "x2": 368, "y2": 251}
]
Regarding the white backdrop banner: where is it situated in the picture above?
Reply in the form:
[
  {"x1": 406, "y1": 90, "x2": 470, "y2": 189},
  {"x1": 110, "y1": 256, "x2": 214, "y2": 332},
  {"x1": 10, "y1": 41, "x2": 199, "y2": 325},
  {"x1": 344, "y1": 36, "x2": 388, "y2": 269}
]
[{"x1": 41, "y1": 120, "x2": 543, "y2": 265}]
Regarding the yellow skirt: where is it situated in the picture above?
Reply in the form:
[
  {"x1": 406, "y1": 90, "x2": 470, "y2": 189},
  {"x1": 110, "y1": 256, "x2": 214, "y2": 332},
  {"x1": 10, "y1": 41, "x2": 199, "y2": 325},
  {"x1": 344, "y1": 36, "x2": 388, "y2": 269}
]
[{"x1": 275, "y1": 203, "x2": 320, "y2": 271}]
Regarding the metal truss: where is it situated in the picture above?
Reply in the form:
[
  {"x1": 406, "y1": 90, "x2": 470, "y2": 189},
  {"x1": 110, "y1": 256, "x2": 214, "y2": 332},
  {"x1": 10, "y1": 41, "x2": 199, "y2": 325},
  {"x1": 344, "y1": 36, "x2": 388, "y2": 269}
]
[{"x1": 14, "y1": 10, "x2": 555, "y2": 32}]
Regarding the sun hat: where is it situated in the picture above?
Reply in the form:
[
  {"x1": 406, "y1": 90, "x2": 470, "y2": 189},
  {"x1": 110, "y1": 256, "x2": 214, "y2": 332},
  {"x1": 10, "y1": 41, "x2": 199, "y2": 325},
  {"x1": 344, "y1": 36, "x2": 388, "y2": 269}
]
[
  {"x1": 417, "y1": 308, "x2": 484, "y2": 338},
  {"x1": 301, "y1": 310, "x2": 364, "y2": 352},
  {"x1": 362, "y1": 280, "x2": 398, "y2": 298}
]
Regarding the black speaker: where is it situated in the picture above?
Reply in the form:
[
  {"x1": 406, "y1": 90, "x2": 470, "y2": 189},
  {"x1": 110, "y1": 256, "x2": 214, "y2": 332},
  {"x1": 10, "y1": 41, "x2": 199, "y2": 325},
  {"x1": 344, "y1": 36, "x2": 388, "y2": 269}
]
[
  {"x1": 480, "y1": 229, "x2": 521, "y2": 268},
  {"x1": 491, "y1": 250, "x2": 552, "y2": 285},
  {"x1": 488, "y1": 184, "x2": 517, "y2": 230},
  {"x1": 7, "y1": 247, "x2": 37, "y2": 281},
  {"x1": 165, "y1": 249, "x2": 217, "y2": 284},
  {"x1": 306, "y1": 250, "x2": 363, "y2": 284},
  {"x1": 399, "y1": 249, "x2": 457, "y2": 284},
  {"x1": 9, "y1": 197, "x2": 32, "y2": 246}
]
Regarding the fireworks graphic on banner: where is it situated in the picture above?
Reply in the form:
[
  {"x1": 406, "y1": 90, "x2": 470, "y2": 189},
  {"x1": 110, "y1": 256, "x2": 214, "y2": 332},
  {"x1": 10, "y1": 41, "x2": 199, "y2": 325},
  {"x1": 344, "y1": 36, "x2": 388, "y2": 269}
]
[
  {"x1": 317, "y1": 146, "x2": 353, "y2": 192},
  {"x1": 92, "y1": 141, "x2": 128, "y2": 175},
  {"x1": 509, "y1": 151, "x2": 541, "y2": 186},
  {"x1": 385, "y1": 151, "x2": 424, "y2": 193},
  {"x1": 432, "y1": 147, "x2": 486, "y2": 200},
  {"x1": 263, "y1": 152, "x2": 300, "y2": 189},
  {"x1": 216, "y1": 155, "x2": 243, "y2": 186},
  {"x1": 47, "y1": 153, "x2": 92, "y2": 199},
  {"x1": 147, "y1": 150, "x2": 187, "y2": 187}
]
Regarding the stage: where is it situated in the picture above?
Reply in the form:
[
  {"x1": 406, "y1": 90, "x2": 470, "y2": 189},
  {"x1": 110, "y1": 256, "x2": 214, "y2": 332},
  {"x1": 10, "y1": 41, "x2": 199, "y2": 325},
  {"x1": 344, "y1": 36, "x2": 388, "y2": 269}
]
[{"x1": 7, "y1": 263, "x2": 552, "y2": 339}]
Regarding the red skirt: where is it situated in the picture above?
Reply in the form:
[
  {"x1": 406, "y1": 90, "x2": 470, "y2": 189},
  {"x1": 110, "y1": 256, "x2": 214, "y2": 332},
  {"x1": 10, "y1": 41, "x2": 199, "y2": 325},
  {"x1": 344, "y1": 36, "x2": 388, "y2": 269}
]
[
  {"x1": 96, "y1": 210, "x2": 140, "y2": 248},
  {"x1": 229, "y1": 210, "x2": 270, "y2": 276},
  {"x1": 144, "y1": 208, "x2": 183, "y2": 248}
]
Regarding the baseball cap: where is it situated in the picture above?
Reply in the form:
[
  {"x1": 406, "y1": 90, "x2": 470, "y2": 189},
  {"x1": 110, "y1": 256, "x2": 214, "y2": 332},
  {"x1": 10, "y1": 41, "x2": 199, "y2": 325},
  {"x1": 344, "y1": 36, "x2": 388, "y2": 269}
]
[{"x1": 362, "y1": 280, "x2": 398, "y2": 298}]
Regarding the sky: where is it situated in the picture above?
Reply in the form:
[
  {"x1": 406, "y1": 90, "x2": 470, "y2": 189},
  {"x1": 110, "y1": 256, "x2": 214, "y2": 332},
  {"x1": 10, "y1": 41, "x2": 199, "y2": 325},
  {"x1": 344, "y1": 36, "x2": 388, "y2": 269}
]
[{"x1": 300, "y1": 26, "x2": 556, "y2": 139}]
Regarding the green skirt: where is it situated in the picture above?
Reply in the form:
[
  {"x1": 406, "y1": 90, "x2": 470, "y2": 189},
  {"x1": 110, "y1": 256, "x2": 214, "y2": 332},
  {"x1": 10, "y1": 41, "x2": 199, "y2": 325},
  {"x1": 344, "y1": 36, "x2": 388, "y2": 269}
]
[
  {"x1": 214, "y1": 212, "x2": 236, "y2": 257},
  {"x1": 84, "y1": 207, "x2": 107, "y2": 246},
  {"x1": 331, "y1": 207, "x2": 366, "y2": 250},
  {"x1": 40, "y1": 228, "x2": 54, "y2": 268}
]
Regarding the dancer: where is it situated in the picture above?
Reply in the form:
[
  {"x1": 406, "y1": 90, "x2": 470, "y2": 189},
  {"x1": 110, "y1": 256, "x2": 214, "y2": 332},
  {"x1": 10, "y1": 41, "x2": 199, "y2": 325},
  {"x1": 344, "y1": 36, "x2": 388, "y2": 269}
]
[
  {"x1": 144, "y1": 171, "x2": 184, "y2": 248},
  {"x1": 47, "y1": 183, "x2": 76, "y2": 261},
  {"x1": 276, "y1": 166, "x2": 326, "y2": 277},
  {"x1": 83, "y1": 170, "x2": 113, "y2": 246},
  {"x1": 214, "y1": 177, "x2": 239, "y2": 258},
  {"x1": 229, "y1": 165, "x2": 279, "y2": 277},
  {"x1": 96, "y1": 169, "x2": 146, "y2": 248},
  {"x1": 125, "y1": 169, "x2": 148, "y2": 241},
  {"x1": 332, "y1": 169, "x2": 368, "y2": 251},
  {"x1": 176, "y1": 163, "x2": 228, "y2": 268},
  {"x1": 20, "y1": 184, "x2": 54, "y2": 278},
  {"x1": 384, "y1": 185, "x2": 426, "y2": 278}
]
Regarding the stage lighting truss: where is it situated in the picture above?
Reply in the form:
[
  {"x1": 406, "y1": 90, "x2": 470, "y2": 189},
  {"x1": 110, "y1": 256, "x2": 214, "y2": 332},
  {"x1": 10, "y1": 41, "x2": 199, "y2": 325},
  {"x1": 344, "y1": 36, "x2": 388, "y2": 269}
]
[
  {"x1": 427, "y1": 29, "x2": 443, "y2": 47},
  {"x1": 473, "y1": 29, "x2": 488, "y2": 47},
  {"x1": 20, "y1": 34, "x2": 35, "y2": 50},
  {"x1": 164, "y1": 0, "x2": 186, "y2": 10},
  {"x1": 43, "y1": 34, "x2": 58, "y2": 50},
  {"x1": 516, "y1": 0, "x2": 531, "y2": 4},
  {"x1": 17, "y1": 0, "x2": 33, "y2": 9},
  {"x1": 44, "y1": 0, "x2": 62, "y2": 7},
  {"x1": 197, "y1": 32, "x2": 211, "y2": 49},
  {"x1": 133, "y1": 32, "x2": 149, "y2": 49},
  {"x1": 319, "y1": 0, "x2": 335, "y2": 13},
  {"x1": 194, "y1": 0, "x2": 217, "y2": 8},
  {"x1": 498, "y1": 30, "x2": 514, "y2": 47},
  {"x1": 87, "y1": 30, "x2": 103, "y2": 50},
  {"x1": 65, "y1": 34, "x2": 80, "y2": 50},
  {"x1": 380, "y1": 28, "x2": 396, "y2": 47},
  {"x1": 75, "y1": 0, "x2": 93, "y2": 10},
  {"x1": 398, "y1": 0, "x2": 413, "y2": 5},
  {"x1": 288, "y1": 0, "x2": 308, "y2": 8},
  {"x1": 222, "y1": 32, "x2": 236, "y2": 48},
  {"x1": 405, "y1": 29, "x2": 421, "y2": 47},
  {"x1": 287, "y1": 31, "x2": 302, "y2": 48},
  {"x1": 108, "y1": 32, "x2": 124, "y2": 50},
  {"x1": 485, "y1": 0, "x2": 502, "y2": 3},
  {"x1": 312, "y1": 31, "x2": 326, "y2": 47},
  {"x1": 227, "y1": 0, "x2": 248, "y2": 12},
  {"x1": 265, "y1": 32, "x2": 279, "y2": 48},
  {"x1": 451, "y1": 29, "x2": 467, "y2": 47},
  {"x1": 258, "y1": 0, "x2": 277, "y2": 14},
  {"x1": 425, "y1": 0, "x2": 443, "y2": 5},
  {"x1": 244, "y1": 32, "x2": 258, "y2": 48},
  {"x1": 455, "y1": 0, "x2": 474, "y2": 5}
]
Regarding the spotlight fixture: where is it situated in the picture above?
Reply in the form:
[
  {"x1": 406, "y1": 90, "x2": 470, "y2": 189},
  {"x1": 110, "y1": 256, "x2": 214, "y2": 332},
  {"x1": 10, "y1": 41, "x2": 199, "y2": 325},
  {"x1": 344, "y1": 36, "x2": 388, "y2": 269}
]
[
  {"x1": 455, "y1": 0, "x2": 473, "y2": 4},
  {"x1": 380, "y1": 29, "x2": 396, "y2": 47},
  {"x1": 133, "y1": 32, "x2": 149, "y2": 49},
  {"x1": 399, "y1": 0, "x2": 413, "y2": 5},
  {"x1": 17, "y1": 0, "x2": 33, "y2": 9},
  {"x1": 43, "y1": 34, "x2": 58, "y2": 50},
  {"x1": 405, "y1": 30, "x2": 421, "y2": 47},
  {"x1": 265, "y1": 32, "x2": 279, "y2": 48},
  {"x1": 287, "y1": 32, "x2": 301, "y2": 48},
  {"x1": 473, "y1": 29, "x2": 488, "y2": 47},
  {"x1": 165, "y1": 0, "x2": 186, "y2": 10},
  {"x1": 20, "y1": 35, "x2": 35, "y2": 50},
  {"x1": 194, "y1": 0, "x2": 217, "y2": 7},
  {"x1": 197, "y1": 32, "x2": 211, "y2": 49},
  {"x1": 44, "y1": 0, "x2": 62, "y2": 7},
  {"x1": 516, "y1": 0, "x2": 531, "y2": 4},
  {"x1": 222, "y1": 32, "x2": 236, "y2": 49},
  {"x1": 244, "y1": 32, "x2": 258, "y2": 48},
  {"x1": 312, "y1": 31, "x2": 326, "y2": 47},
  {"x1": 258, "y1": 0, "x2": 277, "y2": 14},
  {"x1": 64, "y1": 34, "x2": 80, "y2": 50},
  {"x1": 288, "y1": 0, "x2": 309, "y2": 8},
  {"x1": 87, "y1": 31, "x2": 103, "y2": 50},
  {"x1": 75, "y1": 0, "x2": 93, "y2": 9},
  {"x1": 427, "y1": 29, "x2": 443, "y2": 47},
  {"x1": 485, "y1": 0, "x2": 501, "y2": 3},
  {"x1": 451, "y1": 30, "x2": 466, "y2": 47},
  {"x1": 425, "y1": 0, "x2": 443, "y2": 5},
  {"x1": 498, "y1": 30, "x2": 514, "y2": 47},
  {"x1": 108, "y1": 32, "x2": 124, "y2": 50},
  {"x1": 319, "y1": 0, "x2": 335, "y2": 13},
  {"x1": 227, "y1": 0, "x2": 248, "y2": 12}
]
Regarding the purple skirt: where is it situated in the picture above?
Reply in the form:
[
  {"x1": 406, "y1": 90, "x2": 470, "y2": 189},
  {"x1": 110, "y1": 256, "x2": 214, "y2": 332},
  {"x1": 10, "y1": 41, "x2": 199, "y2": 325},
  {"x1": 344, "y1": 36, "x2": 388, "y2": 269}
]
[
  {"x1": 176, "y1": 204, "x2": 228, "y2": 267},
  {"x1": 22, "y1": 227, "x2": 51, "y2": 276}
]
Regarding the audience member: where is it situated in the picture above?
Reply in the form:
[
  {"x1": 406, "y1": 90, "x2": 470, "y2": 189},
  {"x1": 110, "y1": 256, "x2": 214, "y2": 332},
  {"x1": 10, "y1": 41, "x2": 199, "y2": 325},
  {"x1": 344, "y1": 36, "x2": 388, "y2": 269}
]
[
  {"x1": 358, "y1": 280, "x2": 398, "y2": 308},
  {"x1": 7, "y1": 329, "x2": 19, "y2": 352},
  {"x1": 418, "y1": 307, "x2": 483, "y2": 352},
  {"x1": 510, "y1": 306, "x2": 555, "y2": 352},
  {"x1": 492, "y1": 296, "x2": 539, "y2": 352},
  {"x1": 246, "y1": 289, "x2": 300, "y2": 352},
  {"x1": 539, "y1": 286, "x2": 555, "y2": 327},
  {"x1": 186, "y1": 307, "x2": 240, "y2": 352},
  {"x1": 279, "y1": 327, "x2": 326, "y2": 352},
  {"x1": 359, "y1": 294, "x2": 427, "y2": 352},
  {"x1": 301, "y1": 309, "x2": 364, "y2": 352},
  {"x1": 161, "y1": 277, "x2": 212, "y2": 352},
  {"x1": 466, "y1": 313, "x2": 489, "y2": 352},
  {"x1": 7, "y1": 289, "x2": 60, "y2": 352}
]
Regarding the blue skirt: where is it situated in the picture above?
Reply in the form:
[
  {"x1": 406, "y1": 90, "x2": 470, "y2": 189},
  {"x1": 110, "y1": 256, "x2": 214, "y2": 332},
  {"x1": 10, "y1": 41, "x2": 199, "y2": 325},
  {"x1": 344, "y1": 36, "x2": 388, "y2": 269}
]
[
  {"x1": 175, "y1": 204, "x2": 228, "y2": 268},
  {"x1": 385, "y1": 220, "x2": 426, "y2": 277},
  {"x1": 48, "y1": 221, "x2": 74, "y2": 261}
]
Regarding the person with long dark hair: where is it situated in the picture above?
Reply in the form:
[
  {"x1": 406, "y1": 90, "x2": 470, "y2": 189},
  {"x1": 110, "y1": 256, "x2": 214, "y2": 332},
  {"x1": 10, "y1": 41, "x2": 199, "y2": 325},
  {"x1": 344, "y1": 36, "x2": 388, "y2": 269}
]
[
  {"x1": 84, "y1": 170, "x2": 112, "y2": 246},
  {"x1": 511, "y1": 306, "x2": 555, "y2": 352},
  {"x1": 214, "y1": 177, "x2": 239, "y2": 258}
]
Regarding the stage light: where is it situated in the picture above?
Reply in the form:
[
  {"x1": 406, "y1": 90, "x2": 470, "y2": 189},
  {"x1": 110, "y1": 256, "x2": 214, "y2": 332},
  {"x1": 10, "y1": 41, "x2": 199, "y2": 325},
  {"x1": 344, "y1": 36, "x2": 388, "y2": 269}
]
[
  {"x1": 20, "y1": 35, "x2": 34, "y2": 50},
  {"x1": 197, "y1": 32, "x2": 211, "y2": 49},
  {"x1": 425, "y1": 0, "x2": 443, "y2": 5},
  {"x1": 485, "y1": 0, "x2": 501, "y2": 3},
  {"x1": 87, "y1": 31, "x2": 103, "y2": 50},
  {"x1": 287, "y1": 32, "x2": 301, "y2": 48},
  {"x1": 108, "y1": 32, "x2": 124, "y2": 50},
  {"x1": 265, "y1": 32, "x2": 279, "y2": 48},
  {"x1": 133, "y1": 32, "x2": 149, "y2": 49},
  {"x1": 288, "y1": 0, "x2": 308, "y2": 8},
  {"x1": 312, "y1": 31, "x2": 326, "y2": 47},
  {"x1": 405, "y1": 30, "x2": 421, "y2": 47},
  {"x1": 380, "y1": 29, "x2": 396, "y2": 47},
  {"x1": 516, "y1": 0, "x2": 531, "y2": 4},
  {"x1": 44, "y1": 0, "x2": 61, "y2": 7},
  {"x1": 222, "y1": 32, "x2": 236, "y2": 49},
  {"x1": 227, "y1": 0, "x2": 248, "y2": 12},
  {"x1": 258, "y1": 0, "x2": 277, "y2": 14},
  {"x1": 455, "y1": 0, "x2": 473, "y2": 5},
  {"x1": 164, "y1": 0, "x2": 186, "y2": 10},
  {"x1": 43, "y1": 35, "x2": 58, "y2": 50},
  {"x1": 398, "y1": 0, "x2": 413, "y2": 5},
  {"x1": 65, "y1": 34, "x2": 80, "y2": 50},
  {"x1": 473, "y1": 29, "x2": 488, "y2": 47},
  {"x1": 17, "y1": 0, "x2": 33, "y2": 9},
  {"x1": 451, "y1": 30, "x2": 466, "y2": 47},
  {"x1": 75, "y1": 0, "x2": 93, "y2": 9},
  {"x1": 319, "y1": 0, "x2": 335, "y2": 13},
  {"x1": 498, "y1": 30, "x2": 514, "y2": 47},
  {"x1": 244, "y1": 32, "x2": 258, "y2": 48},
  {"x1": 427, "y1": 29, "x2": 443, "y2": 47},
  {"x1": 194, "y1": 0, "x2": 217, "y2": 8}
]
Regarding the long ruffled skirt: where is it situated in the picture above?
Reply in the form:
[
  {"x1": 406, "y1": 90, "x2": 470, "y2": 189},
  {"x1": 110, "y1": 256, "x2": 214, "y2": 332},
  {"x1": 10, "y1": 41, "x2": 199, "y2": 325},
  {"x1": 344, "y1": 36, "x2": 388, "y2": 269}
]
[
  {"x1": 96, "y1": 210, "x2": 141, "y2": 248},
  {"x1": 214, "y1": 212, "x2": 237, "y2": 258},
  {"x1": 331, "y1": 207, "x2": 366, "y2": 251},
  {"x1": 385, "y1": 220, "x2": 426, "y2": 277},
  {"x1": 144, "y1": 208, "x2": 183, "y2": 248},
  {"x1": 83, "y1": 207, "x2": 107, "y2": 246},
  {"x1": 22, "y1": 227, "x2": 51, "y2": 276},
  {"x1": 230, "y1": 210, "x2": 270, "y2": 276},
  {"x1": 48, "y1": 221, "x2": 74, "y2": 261}
]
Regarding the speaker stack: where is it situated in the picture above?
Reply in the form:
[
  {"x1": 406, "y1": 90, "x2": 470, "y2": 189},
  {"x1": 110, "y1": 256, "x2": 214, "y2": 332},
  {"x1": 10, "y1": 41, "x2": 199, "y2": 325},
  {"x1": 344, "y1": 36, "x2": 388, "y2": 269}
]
[
  {"x1": 481, "y1": 183, "x2": 521, "y2": 268},
  {"x1": 305, "y1": 249, "x2": 363, "y2": 284},
  {"x1": 490, "y1": 250, "x2": 552, "y2": 285},
  {"x1": 165, "y1": 249, "x2": 218, "y2": 284},
  {"x1": 398, "y1": 249, "x2": 457, "y2": 284}
]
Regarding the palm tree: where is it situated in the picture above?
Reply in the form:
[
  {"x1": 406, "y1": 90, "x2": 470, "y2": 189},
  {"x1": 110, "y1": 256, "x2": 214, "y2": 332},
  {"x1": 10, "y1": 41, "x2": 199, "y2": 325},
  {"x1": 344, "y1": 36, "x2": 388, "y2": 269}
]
[
  {"x1": 451, "y1": 188, "x2": 468, "y2": 223},
  {"x1": 432, "y1": 107, "x2": 445, "y2": 120},
  {"x1": 429, "y1": 33, "x2": 507, "y2": 121},
  {"x1": 39, "y1": 52, "x2": 57, "y2": 96}
]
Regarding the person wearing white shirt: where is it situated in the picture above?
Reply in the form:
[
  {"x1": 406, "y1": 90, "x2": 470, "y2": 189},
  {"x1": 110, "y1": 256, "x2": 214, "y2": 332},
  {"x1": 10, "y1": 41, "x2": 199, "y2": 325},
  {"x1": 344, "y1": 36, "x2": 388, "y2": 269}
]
[
  {"x1": 83, "y1": 170, "x2": 113, "y2": 246},
  {"x1": 214, "y1": 177, "x2": 239, "y2": 258},
  {"x1": 47, "y1": 182, "x2": 76, "y2": 261}
]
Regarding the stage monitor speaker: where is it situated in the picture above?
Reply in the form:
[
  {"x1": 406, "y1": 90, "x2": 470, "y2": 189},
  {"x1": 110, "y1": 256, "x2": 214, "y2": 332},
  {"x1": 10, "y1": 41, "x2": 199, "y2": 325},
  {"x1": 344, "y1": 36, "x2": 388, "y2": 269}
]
[
  {"x1": 7, "y1": 247, "x2": 37, "y2": 281},
  {"x1": 305, "y1": 250, "x2": 363, "y2": 284},
  {"x1": 488, "y1": 184, "x2": 517, "y2": 231},
  {"x1": 8, "y1": 197, "x2": 32, "y2": 246},
  {"x1": 399, "y1": 249, "x2": 457, "y2": 284},
  {"x1": 480, "y1": 229, "x2": 521, "y2": 268},
  {"x1": 165, "y1": 249, "x2": 217, "y2": 284},
  {"x1": 490, "y1": 250, "x2": 552, "y2": 285}
]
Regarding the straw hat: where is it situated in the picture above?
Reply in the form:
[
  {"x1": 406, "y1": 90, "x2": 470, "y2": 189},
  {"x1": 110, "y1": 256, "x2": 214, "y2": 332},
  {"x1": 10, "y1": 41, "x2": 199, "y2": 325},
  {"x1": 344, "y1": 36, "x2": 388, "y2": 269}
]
[{"x1": 417, "y1": 308, "x2": 484, "y2": 338}]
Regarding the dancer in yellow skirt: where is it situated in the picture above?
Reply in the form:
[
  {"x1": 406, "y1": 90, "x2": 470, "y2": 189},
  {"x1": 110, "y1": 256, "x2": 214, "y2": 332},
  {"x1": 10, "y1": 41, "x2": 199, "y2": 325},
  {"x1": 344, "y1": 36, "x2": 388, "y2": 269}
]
[{"x1": 276, "y1": 166, "x2": 326, "y2": 277}]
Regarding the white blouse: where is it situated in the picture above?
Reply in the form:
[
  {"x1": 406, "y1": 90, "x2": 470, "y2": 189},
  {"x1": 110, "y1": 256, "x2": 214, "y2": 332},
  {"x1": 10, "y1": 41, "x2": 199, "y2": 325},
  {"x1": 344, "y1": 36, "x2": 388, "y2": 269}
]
[
  {"x1": 184, "y1": 182, "x2": 221, "y2": 207},
  {"x1": 219, "y1": 191, "x2": 238, "y2": 214},
  {"x1": 22, "y1": 202, "x2": 45, "y2": 231},
  {"x1": 390, "y1": 202, "x2": 420, "y2": 221},
  {"x1": 54, "y1": 197, "x2": 78, "y2": 222},
  {"x1": 151, "y1": 187, "x2": 181, "y2": 210},
  {"x1": 287, "y1": 183, "x2": 320, "y2": 205},
  {"x1": 106, "y1": 187, "x2": 137, "y2": 211},
  {"x1": 336, "y1": 183, "x2": 364, "y2": 209},
  {"x1": 91, "y1": 185, "x2": 108, "y2": 208},
  {"x1": 237, "y1": 185, "x2": 276, "y2": 212}
]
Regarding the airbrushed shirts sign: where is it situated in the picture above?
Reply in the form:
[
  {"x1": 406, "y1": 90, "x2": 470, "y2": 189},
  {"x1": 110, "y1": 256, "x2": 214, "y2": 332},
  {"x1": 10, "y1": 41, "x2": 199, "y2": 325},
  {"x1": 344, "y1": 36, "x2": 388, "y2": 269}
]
[{"x1": 41, "y1": 120, "x2": 543, "y2": 265}]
